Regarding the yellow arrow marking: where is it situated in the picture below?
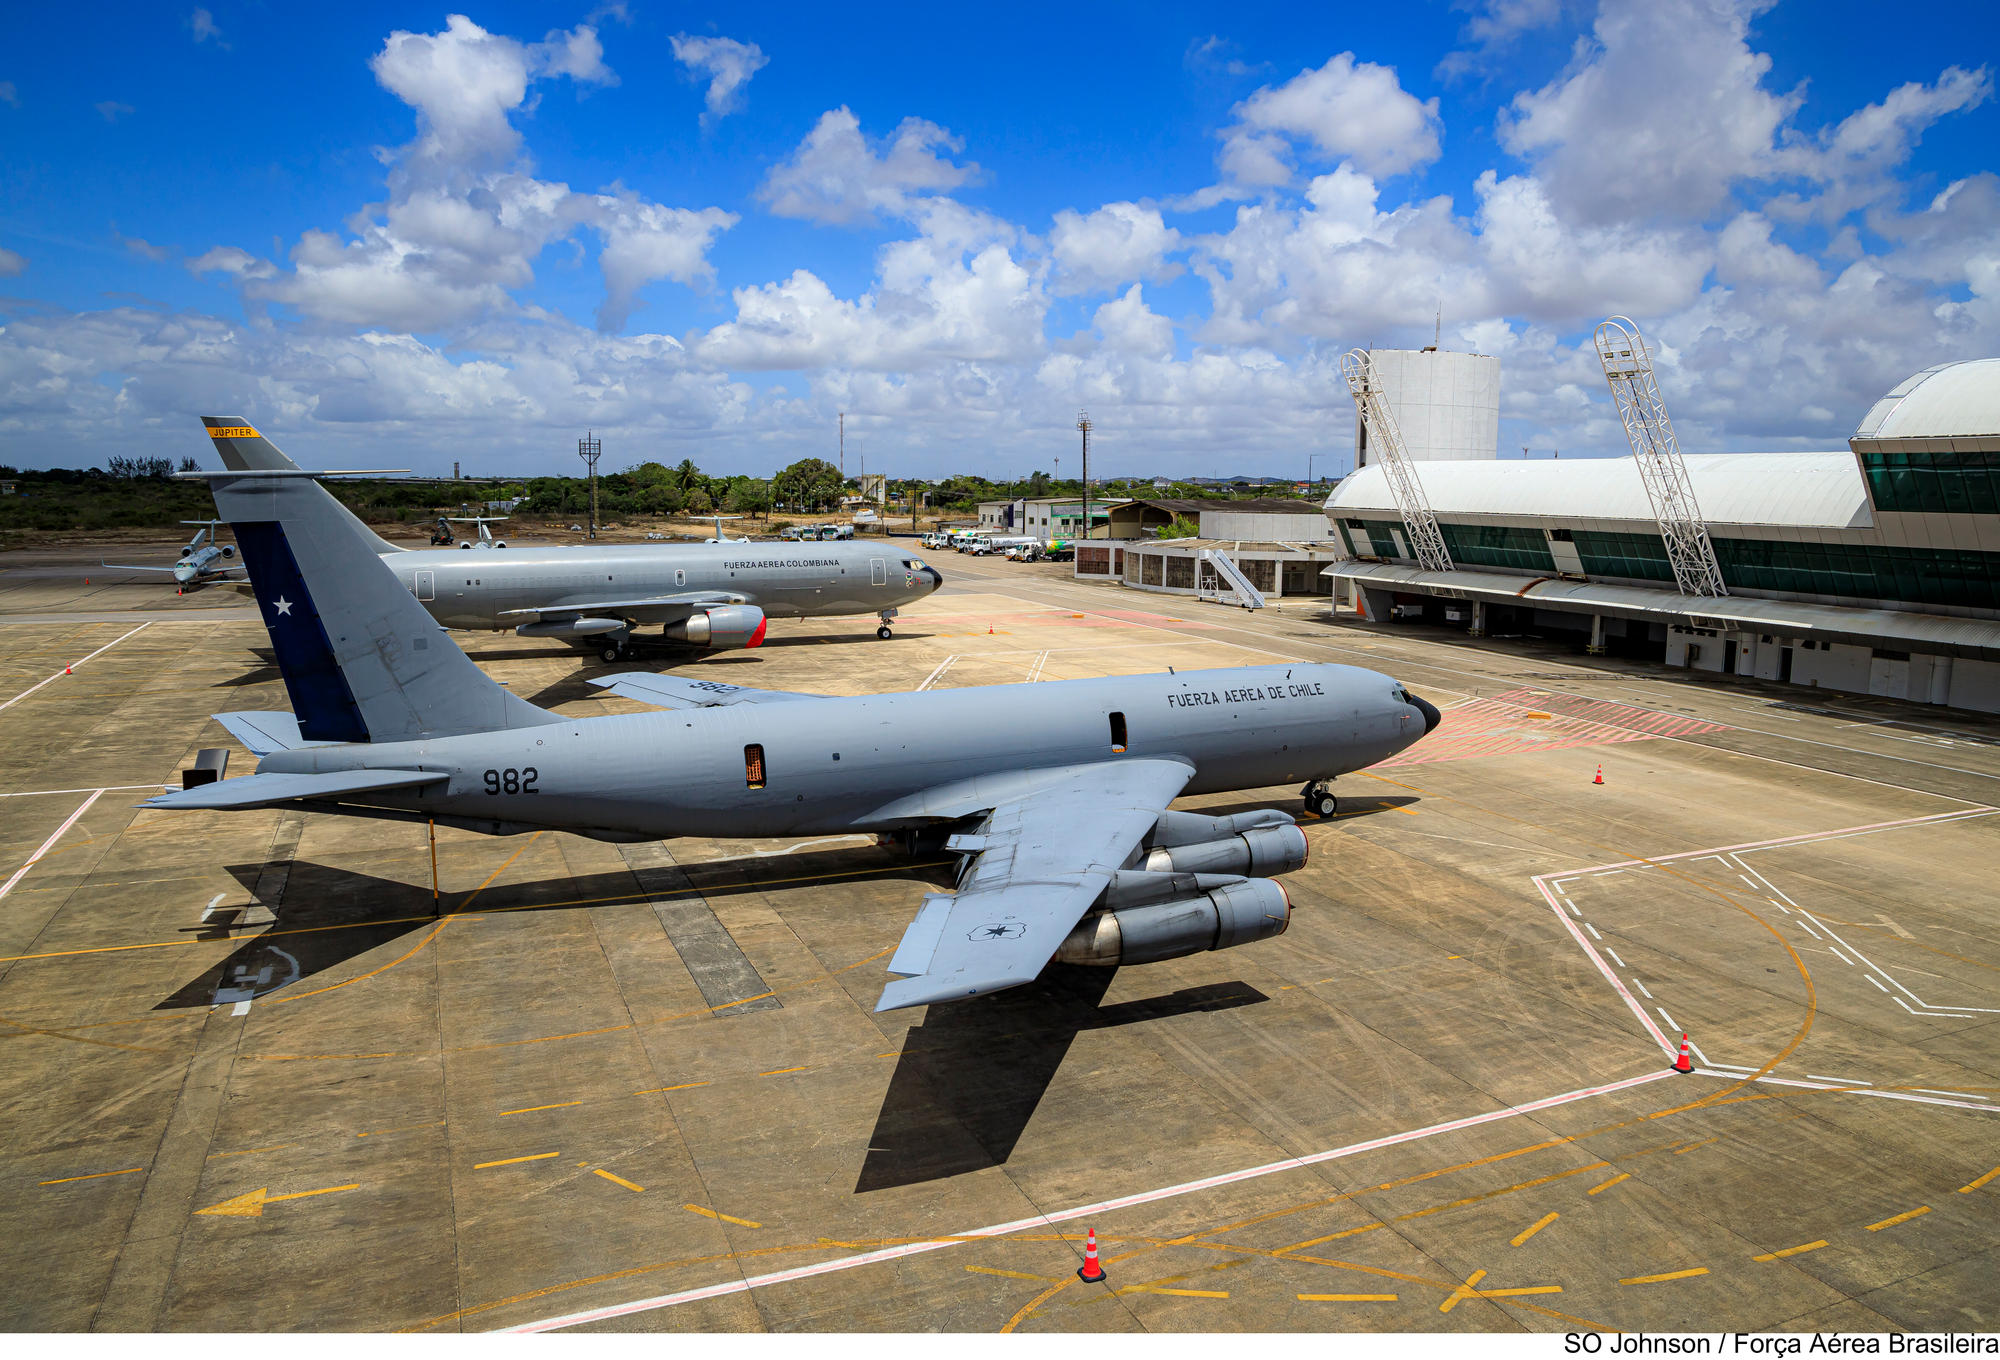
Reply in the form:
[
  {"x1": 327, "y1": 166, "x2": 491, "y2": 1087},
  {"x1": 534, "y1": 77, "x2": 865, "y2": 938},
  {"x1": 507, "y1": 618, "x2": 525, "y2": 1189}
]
[
  {"x1": 683, "y1": 1203, "x2": 761, "y2": 1228},
  {"x1": 196, "y1": 1183, "x2": 358, "y2": 1217}
]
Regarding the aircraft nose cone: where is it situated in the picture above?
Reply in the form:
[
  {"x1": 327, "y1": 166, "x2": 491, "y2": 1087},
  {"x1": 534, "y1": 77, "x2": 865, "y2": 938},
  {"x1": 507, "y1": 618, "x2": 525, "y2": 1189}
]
[
  {"x1": 174, "y1": 564, "x2": 198, "y2": 584},
  {"x1": 923, "y1": 565, "x2": 943, "y2": 592},
  {"x1": 1410, "y1": 692, "x2": 1441, "y2": 733}
]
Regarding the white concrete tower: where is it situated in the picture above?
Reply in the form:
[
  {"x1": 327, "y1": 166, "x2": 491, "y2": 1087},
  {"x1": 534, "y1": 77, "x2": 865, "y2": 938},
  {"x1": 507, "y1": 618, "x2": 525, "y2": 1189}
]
[{"x1": 1354, "y1": 348, "x2": 1500, "y2": 467}]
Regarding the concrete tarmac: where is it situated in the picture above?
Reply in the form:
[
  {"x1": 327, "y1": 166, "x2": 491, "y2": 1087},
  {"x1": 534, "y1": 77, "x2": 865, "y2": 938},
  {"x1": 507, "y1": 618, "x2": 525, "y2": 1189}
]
[{"x1": 1, "y1": 542, "x2": 1995, "y2": 1332}]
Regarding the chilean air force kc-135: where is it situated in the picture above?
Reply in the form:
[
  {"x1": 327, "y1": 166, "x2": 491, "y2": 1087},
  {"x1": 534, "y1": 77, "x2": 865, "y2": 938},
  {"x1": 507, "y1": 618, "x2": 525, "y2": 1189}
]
[
  {"x1": 146, "y1": 420, "x2": 1439, "y2": 1011},
  {"x1": 206, "y1": 420, "x2": 942, "y2": 660}
]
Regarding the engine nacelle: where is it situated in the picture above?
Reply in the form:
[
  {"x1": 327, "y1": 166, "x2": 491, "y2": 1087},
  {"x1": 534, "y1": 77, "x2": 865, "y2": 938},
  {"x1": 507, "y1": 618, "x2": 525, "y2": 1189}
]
[
  {"x1": 1145, "y1": 807, "x2": 1296, "y2": 848},
  {"x1": 1055, "y1": 878, "x2": 1291, "y2": 967},
  {"x1": 220, "y1": 545, "x2": 236, "y2": 558},
  {"x1": 663, "y1": 604, "x2": 767, "y2": 650},
  {"x1": 1141, "y1": 822, "x2": 1307, "y2": 877},
  {"x1": 515, "y1": 617, "x2": 626, "y2": 638}
]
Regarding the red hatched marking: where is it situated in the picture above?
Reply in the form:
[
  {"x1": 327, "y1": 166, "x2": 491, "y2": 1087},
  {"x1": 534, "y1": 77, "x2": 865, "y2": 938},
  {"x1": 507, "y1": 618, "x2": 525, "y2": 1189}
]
[{"x1": 1378, "y1": 689, "x2": 1729, "y2": 768}]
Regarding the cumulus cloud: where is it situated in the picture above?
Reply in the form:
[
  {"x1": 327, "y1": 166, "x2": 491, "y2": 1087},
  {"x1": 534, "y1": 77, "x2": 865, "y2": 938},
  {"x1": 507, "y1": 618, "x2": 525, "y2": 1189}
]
[
  {"x1": 188, "y1": 245, "x2": 277, "y2": 280},
  {"x1": 95, "y1": 100, "x2": 134, "y2": 122},
  {"x1": 0, "y1": 245, "x2": 25, "y2": 276},
  {"x1": 757, "y1": 108, "x2": 977, "y2": 226},
  {"x1": 1436, "y1": 0, "x2": 1567, "y2": 80},
  {"x1": 587, "y1": 196, "x2": 738, "y2": 330},
  {"x1": 670, "y1": 33, "x2": 769, "y2": 127},
  {"x1": 1228, "y1": 52, "x2": 1443, "y2": 181},
  {"x1": 119, "y1": 234, "x2": 170, "y2": 262},
  {"x1": 1049, "y1": 202, "x2": 1182, "y2": 296}
]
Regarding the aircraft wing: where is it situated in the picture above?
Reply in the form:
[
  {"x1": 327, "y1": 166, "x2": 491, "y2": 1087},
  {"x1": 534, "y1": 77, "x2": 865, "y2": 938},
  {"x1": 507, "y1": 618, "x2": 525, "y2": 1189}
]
[
  {"x1": 139, "y1": 768, "x2": 445, "y2": 810},
  {"x1": 496, "y1": 592, "x2": 745, "y2": 623},
  {"x1": 99, "y1": 561, "x2": 181, "y2": 573},
  {"x1": 875, "y1": 757, "x2": 1196, "y2": 1012},
  {"x1": 590, "y1": 672, "x2": 822, "y2": 709}
]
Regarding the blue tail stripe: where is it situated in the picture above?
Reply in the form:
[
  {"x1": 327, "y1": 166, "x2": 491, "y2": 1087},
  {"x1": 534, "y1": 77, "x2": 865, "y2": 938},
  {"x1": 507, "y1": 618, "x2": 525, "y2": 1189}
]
[{"x1": 230, "y1": 520, "x2": 370, "y2": 743}]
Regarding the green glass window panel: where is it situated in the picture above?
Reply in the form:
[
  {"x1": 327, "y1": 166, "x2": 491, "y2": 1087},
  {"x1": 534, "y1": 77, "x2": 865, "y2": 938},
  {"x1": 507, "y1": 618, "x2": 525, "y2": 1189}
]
[
  {"x1": 1573, "y1": 530, "x2": 1674, "y2": 582},
  {"x1": 1436, "y1": 522, "x2": 1556, "y2": 572},
  {"x1": 1711, "y1": 537, "x2": 2000, "y2": 610},
  {"x1": 1859, "y1": 449, "x2": 2000, "y2": 514}
]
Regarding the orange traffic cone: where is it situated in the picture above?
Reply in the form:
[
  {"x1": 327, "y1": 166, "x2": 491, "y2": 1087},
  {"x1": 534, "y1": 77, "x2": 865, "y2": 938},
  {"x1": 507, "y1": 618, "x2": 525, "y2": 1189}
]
[
  {"x1": 64, "y1": 666, "x2": 72, "y2": 675},
  {"x1": 1672, "y1": 1034, "x2": 1693, "y2": 1074},
  {"x1": 1592, "y1": 764, "x2": 1604, "y2": 785},
  {"x1": 1077, "y1": 1227, "x2": 1106, "y2": 1283}
]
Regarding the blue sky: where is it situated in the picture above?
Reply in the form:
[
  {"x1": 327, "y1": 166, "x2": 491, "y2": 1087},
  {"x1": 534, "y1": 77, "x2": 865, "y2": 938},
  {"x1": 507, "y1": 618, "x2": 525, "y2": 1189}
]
[{"x1": 2, "y1": 1, "x2": 1996, "y2": 478}]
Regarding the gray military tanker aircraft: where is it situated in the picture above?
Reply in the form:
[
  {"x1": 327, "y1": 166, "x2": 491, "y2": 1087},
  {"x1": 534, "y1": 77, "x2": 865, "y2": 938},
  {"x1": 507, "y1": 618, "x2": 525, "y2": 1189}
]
[
  {"x1": 207, "y1": 421, "x2": 941, "y2": 659},
  {"x1": 147, "y1": 428, "x2": 1440, "y2": 1011}
]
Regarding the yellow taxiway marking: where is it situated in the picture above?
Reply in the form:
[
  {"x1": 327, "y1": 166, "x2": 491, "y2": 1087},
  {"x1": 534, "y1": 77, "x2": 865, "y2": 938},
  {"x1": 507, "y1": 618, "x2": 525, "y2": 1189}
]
[
  {"x1": 1865, "y1": 1206, "x2": 1930, "y2": 1232},
  {"x1": 966, "y1": 1266, "x2": 1060, "y2": 1284},
  {"x1": 1674, "y1": 1138, "x2": 1719, "y2": 1155},
  {"x1": 1112, "y1": 1286, "x2": 1227, "y2": 1299},
  {"x1": 1620, "y1": 1267, "x2": 1708, "y2": 1285},
  {"x1": 592, "y1": 1169, "x2": 645, "y2": 1193},
  {"x1": 40, "y1": 1166, "x2": 142, "y2": 1186},
  {"x1": 500, "y1": 1101, "x2": 582, "y2": 1116},
  {"x1": 206, "y1": 1143, "x2": 298, "y2": 1160},
  {"x1": 877, "y1": 1050, "x2": 907, "y2": 1058},
  {"x1": 1299, "y1": 1293, "x2": 1398, "y2": 1302},
  {"x1": 683, "y1": 1204, "x2": 761, "y2": 1228},
  {"x1": 1437, "y1": 1268, "x2": 1564, "y2": 1314},
  {"x1": 759, "y1": 1066, "x2": 808, "y2": 1077},
  {"x1": 1511, "y1": 1212, "x2": 1559, "y2": 1247},
  {"x1": 196, "y1": 1183, "x2": 358, "y2": 1217},
  {"x1": 1586, "y1": 1172, "x2": 1630, "y2": 1195},
  {"x1": 1438, "y1": 1269, "x2": 1487, "y2": 1314},
  {"x1": 475, "y1": 1151, "x2": 559, "y2": 1169},
  {"x1": 1753, "y1": 1240, "x2": 1827, "y2": 1261},
  {"x1": 1960, "y1": 1166, "x2": 2000, "y2": 1194},
  {"x1": 634, "y1": 1082, "x2": 709, "y2": 1095}
]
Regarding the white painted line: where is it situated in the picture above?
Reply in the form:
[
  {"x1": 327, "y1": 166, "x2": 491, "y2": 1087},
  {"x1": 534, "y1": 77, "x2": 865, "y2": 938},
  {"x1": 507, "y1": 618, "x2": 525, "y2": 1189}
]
[
  {"x1": 1917, "y1": 1089, "x2": 1990, "y2": 1100},
  {"x1": 1735, "y1": 1074, "x2": 1998, "y2": 1114},
  {"x1": 1604, "y1": 948, "x2": 1626, "y2": 969},
  {"x1": 1562, "y1": 899, "x2": 1581, "y2": 918},
  {"x1": 0, "y1": 623, "x2": 152, "y2": 714},
  {"x1": 1708, "y1": 1063, "x2": 1754, "y2": 1073},
  {"x1": 1739, "y1": 874, "x2": 1759, "y2": 889},
  {"x1": 1866, "y1": 976, "x2": 1888, "y2": 993},
  {"x1": 1828, "y1": 946, "x2": 1856, "y2": 966},
  {"x1": 0, "y1": 789, "x2": 104, "y2": 902},
  {"x1": 501, "y1": 1069, "x2": 1678, "y2": 1332},
  {"x1": 915, "y1": 655, "x2": 957, "y2": 691},
  {"x1": 199, "y1": 892, "x2": 229, "y2": 923},
  {"x1": 230, "y1": 1000, "x2": 251, "y2": 1017},
  {"x1": 1805, "y1": 1075, "x2": 1870, "y2": 1086},
  {"x1": 1596, "y1": 869, "x2": 1627, "y2": 877},
  {"x1": 1546, "y1": 809, "x2": 1999, "y2": 880},
  {"x1": 1634, "y1": 979, "x2": 1654, "y2": 999},
  {"x1": 1656, "y1": 1008, "x2": 1678, "y2": 1032},
  {"x1": 1531, "y1": 876, "x2": 1671, "y2": 1054},
  {"x1": 0, "y1": 783, "x2": 164, "y2": 800},
  {"x1": 1797, "y1": 920, "x2": 1823, "y2": 940},
  {"x1": 1585, "y1": 922, "x2": 1603, "y2": 940},
  {"x1": 1686, "y1": 1037, "x2": 1712, "y2": 1067}
]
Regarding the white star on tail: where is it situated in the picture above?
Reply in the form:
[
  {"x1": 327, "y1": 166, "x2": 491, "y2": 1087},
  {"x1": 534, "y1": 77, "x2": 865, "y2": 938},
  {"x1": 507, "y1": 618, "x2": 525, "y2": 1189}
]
[{"x1": 272, "y1": 596, "x2": 293, "y2": 616}]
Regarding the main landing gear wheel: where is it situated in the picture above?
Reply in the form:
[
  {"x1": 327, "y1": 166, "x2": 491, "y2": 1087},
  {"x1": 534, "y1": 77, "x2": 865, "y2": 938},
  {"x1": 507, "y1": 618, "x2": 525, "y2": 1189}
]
[
  {"x1": 599, "y1": 643, "x2": 625, "y2": 663},
  {"x1": 1303, "y1": 782, "x2": 1338, "y2": 818},
  {"x1": 877, "y1": 624, "x2": 893, "y2": 640}
]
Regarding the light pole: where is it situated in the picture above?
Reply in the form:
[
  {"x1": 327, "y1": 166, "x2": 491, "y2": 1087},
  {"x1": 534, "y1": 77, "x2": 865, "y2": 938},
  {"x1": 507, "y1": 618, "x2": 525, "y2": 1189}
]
[
  {"x1": 1076, "y1": 410, "x2": 1092, "y2": 546},
  {"x1": 578, "y1": 431, "x2": 601, "y2": 540}
]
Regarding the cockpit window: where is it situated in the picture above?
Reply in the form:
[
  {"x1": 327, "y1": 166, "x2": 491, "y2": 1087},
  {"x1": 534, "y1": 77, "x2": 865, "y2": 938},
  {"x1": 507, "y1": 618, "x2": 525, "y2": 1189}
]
[{"x1": 904, "y1": 558, "x2": 925, "y2": 569}]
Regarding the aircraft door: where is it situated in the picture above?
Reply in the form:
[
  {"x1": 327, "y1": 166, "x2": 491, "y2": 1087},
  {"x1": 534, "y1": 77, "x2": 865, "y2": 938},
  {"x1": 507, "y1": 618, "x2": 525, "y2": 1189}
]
[
  {"x1": 870, "y1": 557, "x2": 887, "y2": 586},
  {"x1": 414, "y1": 570, "x2": 435, "y2": 601}
]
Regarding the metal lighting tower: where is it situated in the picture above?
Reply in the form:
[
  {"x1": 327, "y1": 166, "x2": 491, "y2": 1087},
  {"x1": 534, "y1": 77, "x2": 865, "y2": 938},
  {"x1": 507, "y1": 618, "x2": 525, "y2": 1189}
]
[
  {"x1": 838, "y1": 411, "x2": 845, "y2": 479},
  {"x1": 1076, "y1": 410, "x2": 1092, "y2": 545},
  {"x1": 1340, "y1": 349, "x2": 1453, "y2": 573},
  {"x1": 578, "y1": 431, "x2": 601, "y2": 540},
  {"x1": 1593, "y1": 317, "x2": 1727, "y2": 598}
]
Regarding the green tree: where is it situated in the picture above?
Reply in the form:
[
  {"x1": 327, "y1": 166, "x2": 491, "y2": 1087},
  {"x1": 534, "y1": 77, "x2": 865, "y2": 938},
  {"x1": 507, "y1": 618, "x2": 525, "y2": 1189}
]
[
  {"x1": 725, "y1": 478, "x2": 771, "y2": 519},
  {"x1": 1157, "y1": 514, "x2": 1201, "y2": 539},
  {"x1": 673, "y1": 458, "x2": 705, "y2": 497},
  {"x1": 773, "y1": 457, "x2": 844, "y2": 512}
]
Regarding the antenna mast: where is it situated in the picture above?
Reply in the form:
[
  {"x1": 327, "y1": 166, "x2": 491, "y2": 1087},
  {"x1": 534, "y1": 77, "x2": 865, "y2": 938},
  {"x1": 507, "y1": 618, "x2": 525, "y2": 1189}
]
[
  {"x1": 577, "y1": 430, "x2": 601, "y2": 541},
  {"x1": 1076, "y1": 410, "x2": 1093, "y2": 547},
  {"x1": 1593, "y1": 317, "x2": 1727, "y2": 598},
  {"x1": 1340, "y1": 349, "x2": 1453, "y2": 573}
]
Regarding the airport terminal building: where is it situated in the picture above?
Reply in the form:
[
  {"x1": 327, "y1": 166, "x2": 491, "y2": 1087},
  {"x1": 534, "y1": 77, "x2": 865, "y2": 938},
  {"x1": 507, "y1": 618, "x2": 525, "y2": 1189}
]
[{"x1": 1324, "y1": 359, "x2": 2000, "y2": 714}]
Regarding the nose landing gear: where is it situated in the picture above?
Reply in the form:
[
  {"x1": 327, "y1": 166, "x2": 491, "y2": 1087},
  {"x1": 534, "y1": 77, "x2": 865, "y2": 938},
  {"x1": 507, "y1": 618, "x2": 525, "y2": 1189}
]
[
  {"x1": 876, "y1": 608, "x2": 898, "y2": 640},
  {"x1": 1302, "y1": 781, "x2": 1338, "y2": 819}
]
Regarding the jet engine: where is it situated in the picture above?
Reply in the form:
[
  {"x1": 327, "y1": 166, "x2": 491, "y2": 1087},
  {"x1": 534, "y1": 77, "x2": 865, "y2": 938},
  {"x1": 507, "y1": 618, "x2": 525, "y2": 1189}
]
[
  {"x1": 1054, "y1": 878, "x2": 1291, "y2": 967},
  {"x1": 1139, "y1": 821, "x2": 1307, "y2": 878},
  {"x1": 220, "y1": 545, "x2": 235, "y2": 558},
  {"x1": 515, "y1": 617, "x2": 626, "y2": 638},
  {"x1": 662, "y1": 605, "x2": 767, "y2": 650}
]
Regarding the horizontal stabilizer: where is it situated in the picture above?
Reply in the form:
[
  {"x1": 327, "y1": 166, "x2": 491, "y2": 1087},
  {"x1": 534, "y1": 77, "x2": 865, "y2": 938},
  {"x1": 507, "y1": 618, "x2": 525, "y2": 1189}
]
[
  {"x1": 140, "y1": 768, "x2": 443, "y2": 810},
  {"x1": 591, "y1": 673, "x2": 821, "y2": 710},
  {"x1": 211, "y1": 711, "x2": 336, "y2": 756}
]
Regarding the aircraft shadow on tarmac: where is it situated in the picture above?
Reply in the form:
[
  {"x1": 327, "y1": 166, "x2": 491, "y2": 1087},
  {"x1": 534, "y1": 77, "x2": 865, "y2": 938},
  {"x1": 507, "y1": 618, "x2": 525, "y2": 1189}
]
[
  {"x1": 855, "y1": 969, "x2": 1269, "y2": 1193},
  {"x1": 154, "y1": 845, "x2": 956, "y2": 1011}
]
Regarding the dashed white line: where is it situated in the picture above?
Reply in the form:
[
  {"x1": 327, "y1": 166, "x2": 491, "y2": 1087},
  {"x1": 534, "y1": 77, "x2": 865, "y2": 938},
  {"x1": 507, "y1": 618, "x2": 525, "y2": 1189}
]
[
  {"x1": 1805, "y1": 1074, "x2": 1871, "y2": 1086},
  {"x1": 1657, "y1": 1008, "x2": 1678, "y2": 1032},
  {"x1": 1866, "y1": 976, "x2": 1889, "y2": 993},
  {"x1": 1828, "y1": 946, "x2": 1856, "y2": 966},
  {"x1": 1634, "y1": 978, "x2": 1654, "y2": 999},
  {"x1": 1585, "y1": 922, "x2": 1603, "y2": 940},
  {"x1": 915, "y1": 656, "x2": 957, "y2": 691},
  {"x1": 1604, "y1": 948, "x2": 1626, "y2": 969},
  {"x1": 1798, "y1": 920, "x2": 1823, "y2": 940}
]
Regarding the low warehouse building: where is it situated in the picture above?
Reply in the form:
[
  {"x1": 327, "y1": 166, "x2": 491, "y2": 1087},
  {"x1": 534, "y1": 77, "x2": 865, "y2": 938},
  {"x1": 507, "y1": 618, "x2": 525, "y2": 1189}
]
[
  {"x1": 1323, "y1": 359, "x2": 2000, "y2": 712},
  {"x1": 1078, "y1": 498, "x2": 1339, "y2": 600}
]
